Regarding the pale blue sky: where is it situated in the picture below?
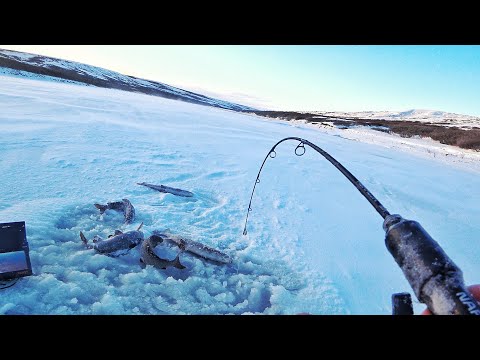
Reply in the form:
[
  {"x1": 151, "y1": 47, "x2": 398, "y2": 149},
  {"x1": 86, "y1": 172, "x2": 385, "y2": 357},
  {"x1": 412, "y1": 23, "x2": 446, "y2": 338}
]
[{"x1": 2, "y1": 45, "x2": 480, "y2": 115}]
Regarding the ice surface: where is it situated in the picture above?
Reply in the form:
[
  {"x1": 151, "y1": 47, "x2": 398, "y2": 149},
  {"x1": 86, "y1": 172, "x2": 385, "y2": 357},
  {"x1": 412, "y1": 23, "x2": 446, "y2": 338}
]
[{"x1": 0, "y1": 74, "x2": 479, "y2": 314}]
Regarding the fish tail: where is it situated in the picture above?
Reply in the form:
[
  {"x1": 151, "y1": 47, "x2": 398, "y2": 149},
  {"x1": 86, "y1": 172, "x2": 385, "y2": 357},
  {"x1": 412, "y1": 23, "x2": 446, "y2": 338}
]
[{"x1": 173, "y1": 254, "x2": 186, "y2": 270}]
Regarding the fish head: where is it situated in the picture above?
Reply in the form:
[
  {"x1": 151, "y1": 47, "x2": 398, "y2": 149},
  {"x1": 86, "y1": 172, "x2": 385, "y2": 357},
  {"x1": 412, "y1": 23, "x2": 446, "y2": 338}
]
[
  {"x1": 133, "y1": 230, "x2": 145, "y2": 242},
  {"x1": 149, "y1": 235, "x2": 164, "y2": 247},
  {"x1": 92, "y1": 235, "x2": 104, "y2": 243},
  {"x1": 123, "y1": 230, "x2": 144, "y2": 244}
]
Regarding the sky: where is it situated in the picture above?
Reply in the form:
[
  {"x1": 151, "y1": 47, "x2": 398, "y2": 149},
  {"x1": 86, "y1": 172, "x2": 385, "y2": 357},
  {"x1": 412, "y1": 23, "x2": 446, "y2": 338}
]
[{"x1": 1, "y1": 45, "x2": 480, "y2": 115}]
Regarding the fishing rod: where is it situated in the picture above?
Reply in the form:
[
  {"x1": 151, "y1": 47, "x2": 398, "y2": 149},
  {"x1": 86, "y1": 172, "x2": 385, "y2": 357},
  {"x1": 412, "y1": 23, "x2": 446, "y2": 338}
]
[{"x1": 243, "y1": 137, "x2": 480, "y2": 315}]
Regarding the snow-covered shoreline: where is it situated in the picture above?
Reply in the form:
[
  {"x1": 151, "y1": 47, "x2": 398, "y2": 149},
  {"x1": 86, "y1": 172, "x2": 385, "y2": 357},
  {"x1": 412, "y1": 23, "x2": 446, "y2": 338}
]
[{"x1": 256, "y1": 116, "x2": 480, "y2": 174}]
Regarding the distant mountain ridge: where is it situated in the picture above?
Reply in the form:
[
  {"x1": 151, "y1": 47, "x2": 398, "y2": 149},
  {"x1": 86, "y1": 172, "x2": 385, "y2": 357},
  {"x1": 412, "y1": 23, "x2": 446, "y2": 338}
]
[
  {"x1": 247, "y1": 109, "x2": 480, "y2": 150},
  {"x1": 0, "y1": 49, "x2": 255, "y2": 112},
  {"x1": 312, "y1": 109, "x2": 479, "y2": 129},
  {"x1": 1, "y1": 49, "x2": 478, "y2": 131}
]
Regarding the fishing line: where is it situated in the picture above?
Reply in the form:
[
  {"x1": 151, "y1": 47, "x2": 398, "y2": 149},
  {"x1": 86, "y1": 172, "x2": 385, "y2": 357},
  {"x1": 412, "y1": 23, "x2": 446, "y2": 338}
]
[{"x1": 243, "y1": 137, "x2": 390, "y2": 235}]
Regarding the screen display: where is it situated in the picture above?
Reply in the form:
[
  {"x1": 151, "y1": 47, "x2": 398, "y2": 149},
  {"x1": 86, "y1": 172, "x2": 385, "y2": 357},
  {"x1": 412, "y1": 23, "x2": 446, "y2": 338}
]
[
  {"x1": 0, "y1": 222, "x2": 32, "y2": 280},
  {"x1": 0, "y1": 251, "x2": 29, "y2": 273}
]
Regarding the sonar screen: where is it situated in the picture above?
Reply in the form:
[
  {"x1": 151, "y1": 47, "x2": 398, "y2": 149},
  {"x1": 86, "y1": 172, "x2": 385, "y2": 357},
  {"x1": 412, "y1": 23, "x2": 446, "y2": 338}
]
[{"x1": 0, "y1": 222, "x2": 32, "y2": 281}]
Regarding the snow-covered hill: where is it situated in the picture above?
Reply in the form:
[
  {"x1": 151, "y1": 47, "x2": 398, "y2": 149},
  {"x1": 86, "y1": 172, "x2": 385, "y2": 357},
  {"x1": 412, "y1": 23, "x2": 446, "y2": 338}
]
[
  {"x1": 1, "y1": 75, "x2": 479, "y2": 315},
  {"x1": 314, "y1": 109, "x2": 480, "y2": 129},
  {"x1": 0, "y1": 49, "x2": 254, "y2": 112}
]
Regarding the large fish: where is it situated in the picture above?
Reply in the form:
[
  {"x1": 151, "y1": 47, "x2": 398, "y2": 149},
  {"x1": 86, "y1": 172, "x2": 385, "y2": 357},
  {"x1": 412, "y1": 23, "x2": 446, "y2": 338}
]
[
  {"x1": 94, "y1": 198, "x2": 135, "y2": 224},
  {"x1": 140, "y1": 235, "x2": 185, "y2": 270},
  {"x1": 152, "y1": 230, "x2": 232, "y2": 264},
  {"x1": 80, "y1": 226, "x2": 144, "y2": 256},
  {"x1": 137, "y1": 182, "x2": 194, "y2": 198}
]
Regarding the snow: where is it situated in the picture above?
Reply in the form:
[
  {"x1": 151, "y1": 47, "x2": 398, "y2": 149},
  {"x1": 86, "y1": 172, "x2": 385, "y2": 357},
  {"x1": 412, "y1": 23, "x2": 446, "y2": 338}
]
[
  {"x1": 290, "y1": 119, "x2": 480, "y2": 173},
  {"x1": 0, "y1": 50, "x2": 36, "y2": 61},
  {"x1": 0, "y1": 74, "x2": 479, "y2": 315},
  {"x1": 0, "y1": 49, "x2": 255, "y2": 112},
  {"x1": 0, "y1": 67, "x2": 87, "y2": 86}
]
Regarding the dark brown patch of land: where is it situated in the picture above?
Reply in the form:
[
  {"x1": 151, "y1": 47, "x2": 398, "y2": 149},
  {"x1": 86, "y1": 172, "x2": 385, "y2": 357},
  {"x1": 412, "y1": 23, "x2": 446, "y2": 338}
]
[{"x1": 243, "y1": 111, "x2": 480, "y2": 151}]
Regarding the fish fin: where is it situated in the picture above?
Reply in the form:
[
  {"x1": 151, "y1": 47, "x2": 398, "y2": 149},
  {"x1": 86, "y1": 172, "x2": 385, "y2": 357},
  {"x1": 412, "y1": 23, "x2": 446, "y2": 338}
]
[
  {"x1": 94, "y1": 203, "x2": 107, "y2": 214},
  {"x1": 108, "y1": 201, "x2": 124, "y2": 209},
  {"x1": 137, "y1": 222, "x2": 144, "y2": 231},
  {"x1": 80, "y1": 231, "x2": 88, "y2": 245},
  {"x1": 137, "y1": 182, "x2": 145, "y2": 186},
  {"x1": 114, "y1": 230, "x2": 123, "y2": 236},
  {"x1": 178, "y1": 238, "x2": 187, "y2": 251},
  {"x1": 140, "y1": 258, "x2": 146, "y2": 269},
  {"x1": 80, "y1": 232, "x2": 93, "y2": 249},
  {"x1": 173, "y1": 254, "x2": 186, "y2": 270}
]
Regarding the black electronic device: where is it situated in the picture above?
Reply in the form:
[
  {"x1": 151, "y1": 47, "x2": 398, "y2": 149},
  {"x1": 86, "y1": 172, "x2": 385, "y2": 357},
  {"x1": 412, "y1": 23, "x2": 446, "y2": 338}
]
[{"x1": 0, "y1": 221, "x2": 32, "y2": 281}]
